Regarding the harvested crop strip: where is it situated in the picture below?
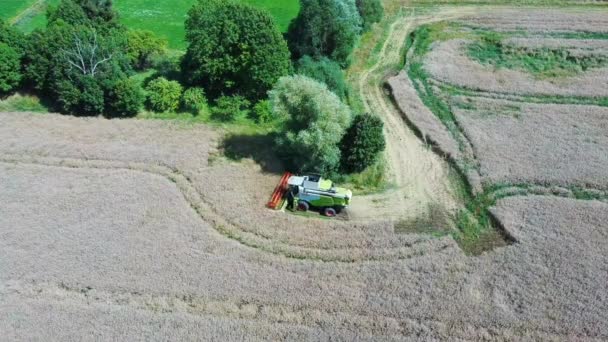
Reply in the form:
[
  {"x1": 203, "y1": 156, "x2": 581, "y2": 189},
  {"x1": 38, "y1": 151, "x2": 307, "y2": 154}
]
[
  {"x1": 458, "y1": 9, "x2": 608, "y2": 34},
  {"x1": 453, "y1": 97, "x2": 608, "y2": 190}
]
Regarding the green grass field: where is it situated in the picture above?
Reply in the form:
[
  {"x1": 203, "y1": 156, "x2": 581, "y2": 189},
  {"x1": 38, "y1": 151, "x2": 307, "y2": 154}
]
[{"x1": 2, "y1": 0, "x2": 299, "y2": 49}]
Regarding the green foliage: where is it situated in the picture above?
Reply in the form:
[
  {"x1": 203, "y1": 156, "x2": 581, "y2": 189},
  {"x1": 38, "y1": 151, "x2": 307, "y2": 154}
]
[
  {"x1": 47, "y1": 0, "x2": 122, "y2": 30},
  {"x1": 340, "y1": 113, "x2": 386, "y2": 173},
  {"x1": 146, "y1": 77, "x2": 183, "y2": 112},
  {"x1": 0, "y1": 19, "x2": 26, "y2": 53},
  {"x1": 107, "y1": 78, "x2": 145, "y2": 117},
  {"x1": 295, "y1": 55, "x2": 348, "y2": 99},
  {"x1": 211, "y1": 95, "x2": 251, "y2": 122},
  {"x1": 127, "y1": 29, "x2": 167, "y2": 70},
  {"x1": 355, "y1": 0, "x2": 383, "y2": 31},
  {"x1": 287, "y1": 0, "x2": 362, "y2": 67},
  {"x1": 181, "y1": 87, "x2": 208, "y2": 114},
  {"x1": 22, "y1": 1, "x2": 133, "y2": 116},
  {"x1": 0, "y1": 43, "x2": 22, "y2": 93},
  {"x1": 182, "y1": 0, "x2": 291, "y2": 102},
  {"x1": 251, "y1": 100, "x2": 274, "y2": 123},
  {"x1": 270, "y1": 75, "x2": 353, "y2": 174},
  {"x1": 468, "y1": 31, "x2": 608, "y2": 78}
]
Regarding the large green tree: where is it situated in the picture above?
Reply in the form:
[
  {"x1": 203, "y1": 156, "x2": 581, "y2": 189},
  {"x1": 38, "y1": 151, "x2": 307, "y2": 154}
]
[
  {"x1": 270, "y1": 75, "x2": 353, "y2": 174},
  {"x1": 287, "y1": 0, "x2": 362, "y2": 67},
  {"x1": 182, "y1": 0, "x2": 291, "y2": 102},
  {"x1": 0, "y1": 43, "x2": 22, "y2": 93},
  {"x1": 24, "y1": 0, "x2": 132, "y2": 116},
  {"x1": 340, "y1": 113, "x2": 386, "y2": 173}
]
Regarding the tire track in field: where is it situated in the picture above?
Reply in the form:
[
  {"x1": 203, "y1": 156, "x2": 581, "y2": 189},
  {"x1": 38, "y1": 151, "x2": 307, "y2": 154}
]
[
  {"x1": 351, "y1": 8, "x2": 476, "y2": 223},
  {"x1": 0, "y1": 154, "x2": 457, "y2": 263}
]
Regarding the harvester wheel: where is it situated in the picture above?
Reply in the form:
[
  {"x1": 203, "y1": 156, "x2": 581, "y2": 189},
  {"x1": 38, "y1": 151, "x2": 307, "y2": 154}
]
[
  {"x1": 297, "y1": 201, "x2": 310, "y2": 212},
  {"x1": 324, "y1": 207, "x2": 337, "y2": 217}
]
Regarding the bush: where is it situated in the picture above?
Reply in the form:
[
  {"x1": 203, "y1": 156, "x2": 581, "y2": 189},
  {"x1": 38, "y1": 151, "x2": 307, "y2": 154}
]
[
  {"x1": 146, "y1": 77, "x2": 183, "y2": 112},
  {"x1": 287, "y1": 0, "x2": 362, "y2": 67},
  {"x1": 127, "y1": 29, "x2": 167, "y2": 70},
  {"x1": 182, "y1": 0, "x2": 291, "y2": 101},
  {"x1": 181, "y1": 87, "x2": 208, "y2": 114},
  {"x1": 295, "y1": 56, "x2": 347, "y2": 99},
  {"x1": 340, "y1": 113, "x2": 386, "y2": 173},
  {"x1": 211, "y1": 95, "x2": 251, "y2": 122},
  {"x1": 270, "y1": 75, "x2": 352, "y2": 174},
  {"x1": 0, "y1": 43, "x2": 22, "y2": 93},
  {"x1": 108, "y1": 78, "x2": 145, "y2": 117},
  {"x1": 251, "y1": 100, "x2": 274, "y2": 123},
  {"x1": 356, "y1": 0, "x2": 383, "y2": 31},
  {"x1": 56, "y1": 76, "x2": 105, "y2": 116}
]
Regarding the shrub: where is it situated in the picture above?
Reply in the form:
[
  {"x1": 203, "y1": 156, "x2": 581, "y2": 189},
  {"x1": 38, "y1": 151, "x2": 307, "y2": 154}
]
[
  {"x1": 127, "y1": 29, "x2": 167, "y2": 70},
  {"x1": 56, "y1": 76, "x2": 105, "y2": 116},
  {"x1": 287, "y1": 0, "x2": 362, "y2": 67},
  {"x1": 270, "y1": 75, "x2": 352, "y2": 173},
  {"x1": 295, "y1": 55, "x2": 347, "y2": 99},
  {"x1": 355, "y1": 0, "x2": 383, "y2": 31},
  {"x1": 182, "y1": 0, "x2": 291, "y2": 102},
  {"x1": 251, "y1": 100, "x2": 274, "y2": 123},
  {"x1": 340, "y1": 113, "x2": 386, "y2": 173},
  {"x1": 181, "y1": 87, "x2": 208, "y2": 114},
  {"x1": 211, "y1": 95, "x2": 251, "y2": 122},
  {"x1": 107, "y1": 78, "x2": 145, "y2": 117},
  {"x1": 0, "y1": 43, "x2": 22, "y2": 93},
  {"x1": 146, "y1": 77, "x2": 183, "y2": 112}
]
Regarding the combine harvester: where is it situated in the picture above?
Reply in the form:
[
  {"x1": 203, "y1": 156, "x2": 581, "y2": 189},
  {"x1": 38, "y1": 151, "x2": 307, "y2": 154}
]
[{"x1": 267, "y1": 173, "x2": 352, "y2": 217}]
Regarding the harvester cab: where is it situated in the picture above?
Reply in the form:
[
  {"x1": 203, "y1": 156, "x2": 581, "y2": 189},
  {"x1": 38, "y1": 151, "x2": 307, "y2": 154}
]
[{"x1": 286, "y1": 174, "x2": 352, "y2": 217}]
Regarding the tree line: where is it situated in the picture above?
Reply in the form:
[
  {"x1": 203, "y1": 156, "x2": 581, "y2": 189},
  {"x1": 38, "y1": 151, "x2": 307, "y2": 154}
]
[{"x1": 0, "y1": 0, "x2": 385, "y2": 175}]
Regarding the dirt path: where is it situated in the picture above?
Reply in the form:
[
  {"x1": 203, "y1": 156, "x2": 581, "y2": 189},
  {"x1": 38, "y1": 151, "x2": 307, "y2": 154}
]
[{"x1": 349, "y1": 7, "x2": 477, "y2": 223}]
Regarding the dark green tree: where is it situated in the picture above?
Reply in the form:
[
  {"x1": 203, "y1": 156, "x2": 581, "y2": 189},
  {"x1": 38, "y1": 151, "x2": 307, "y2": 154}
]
[
  {"x1": 287, "y1": 0, "x2": 362, "y2": 67},
  {"x1": 0, "y1": 43, "x2": 22, "y2": 93},
  {"x1": 47, "y1": 0, "x2": 121, "y2": 29},
  {"x1": 107, "y1": 78, "x2": 145, "y2": 117},
  {"x1": 23, "y1": 0, "x2": 132, "y2": 116},
  {"x1": 356, "y1": 0, "x2": 383, "y2": 31},
  {"x1": 295, "y1": 55, "x2": 347, "y2": 99},
  {"x1": 340, "y1": 113, "x2": 386, "y2": 173},
  {"x1": 182, "y1": 0, "x2": 291, "y2": 102}
]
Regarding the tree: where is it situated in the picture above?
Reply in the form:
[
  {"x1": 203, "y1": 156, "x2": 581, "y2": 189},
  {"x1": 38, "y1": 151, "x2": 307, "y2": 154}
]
[
  {"x1": 47, "y1": 0, "x2": 121, "y2": 29},
  {"x1": 295, "y1": 55, "x2": 347, "y2": 99},
  {"x1": 127, "y1": 29, "x2": 167, "y2": 70},
  {"x1": 107, "y1": 78, "x2": 144, "y2": 117},
  {"x1": 340, "y1": 113, "x2": 386, "y2": 173},
  {"x1": 146, "y1": 77, "x2": 183, "y2": 112},
  {"x1": 182, "y1": 0, "x2": 291, "y2": 101},
  {"x1": 270, "y1": 75, "x2": 352, "y2": 174},
  {"x1": 0, "y1": 43, "x2": 22, "y2": 93},
  {"x1": 356, "y1": 0, "x2": 383, "y2": 31},
  {"x1": 23, "y1": 0, "x2": 132, "y2": 116},
  {"x1": 287, "y1": 0, "x2": 362, "y2": 67},
  {"x1": 0, "y1": 19, "x2": 26, "y2": 53}
]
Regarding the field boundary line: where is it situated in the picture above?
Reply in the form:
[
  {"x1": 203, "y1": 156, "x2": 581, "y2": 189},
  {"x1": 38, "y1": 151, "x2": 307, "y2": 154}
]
[
  {"x1": 0, "y1": 154, "x2": 456, "y2": 263},
  {"x1": 9, "y1": 0, "x2": 48, "y2": 26}
]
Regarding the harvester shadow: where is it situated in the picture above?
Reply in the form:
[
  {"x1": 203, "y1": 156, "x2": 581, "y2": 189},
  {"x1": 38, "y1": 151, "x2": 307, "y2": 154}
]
[{"x1": 220, "y1": 133, "x2": 284, "y2": 174}]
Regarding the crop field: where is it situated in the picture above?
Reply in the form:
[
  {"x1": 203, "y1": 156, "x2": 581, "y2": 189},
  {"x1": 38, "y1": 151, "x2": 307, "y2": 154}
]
[
  {"x1": 1, "y1": 3, "x2": 608, "y2": 340},
  {"x1": 3, "y1": 0, "x2": 299, "y2": 48}
]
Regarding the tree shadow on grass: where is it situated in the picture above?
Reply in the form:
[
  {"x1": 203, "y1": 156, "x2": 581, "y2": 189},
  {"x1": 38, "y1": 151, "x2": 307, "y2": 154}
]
[{"x1": 220, "y1": 133, "x2": 284, "y2": 174}]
